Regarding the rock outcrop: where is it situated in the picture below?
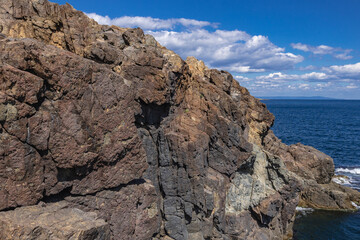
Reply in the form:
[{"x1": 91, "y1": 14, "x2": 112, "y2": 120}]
[
  {"x1": 0, "y1": 0, "x2": 358, "y2": 239},
  {"x1": 0, "y1": 201, "x2": 110, "y2": 240},
  {"x1": 264, "y1": 131, "x2": 360, "y2": 210}
]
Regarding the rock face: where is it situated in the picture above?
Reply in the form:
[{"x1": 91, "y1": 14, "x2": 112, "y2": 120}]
[
  {"x1": 264, "y1": 131, "x2": 360, "y2": 210},
  {"x1": 0, "y1": 0, "x2": 358, "y2": 239},
  {"x1": 0, "y1": 201, "x2": 110, "y2": 240}
]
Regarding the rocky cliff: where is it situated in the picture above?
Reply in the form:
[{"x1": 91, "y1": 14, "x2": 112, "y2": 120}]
[{"x1": 0, "y1": 0, "x2": 359, "y2": 239}]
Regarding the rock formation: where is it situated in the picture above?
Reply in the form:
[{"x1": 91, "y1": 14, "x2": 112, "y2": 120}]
[
  {"x1": 0, "y1": 0, "x2": 358, "y2": 239},
  {"x1": 264, "y1": 132, "x2": 360, "y2": 210},
  {"x1": 0, "y1": 201, "x2": 110, "y2": 239}
]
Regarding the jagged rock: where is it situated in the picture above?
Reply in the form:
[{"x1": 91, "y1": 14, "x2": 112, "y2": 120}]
[
  {"x1": 263, "y1": 131, "x2": 334, "y2": 184},
  {"x1": 0, "y1": 201, "x2": 110, "y2": 240},
  {"x1": 264, "y1": 130, "x2": 360, "y2": 210},
  {"x1": 0, "y1": 0, "x2": 358, "y2": 239}
]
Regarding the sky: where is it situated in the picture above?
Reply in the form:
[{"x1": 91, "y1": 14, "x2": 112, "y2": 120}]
[{"x1": 52, "y1": 0, "x2": 360, "y2": 99}]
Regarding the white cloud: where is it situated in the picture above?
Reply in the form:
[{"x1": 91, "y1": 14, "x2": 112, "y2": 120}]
[
  {"x1": 298, "y1": 83, "x2": 310, "y2": 90},
  {"x1": 242, "y1": 62, "x2": 360, "y2": 95},
  {"x1": 291, "y1": 43, "x2": 310, "y2": 52},
  {"x1": 291, "y1": 43, "x2": 353, "y2": 60},
  {"x1": 335, "y1": 52, "x2": 353, "y2": 60},
  {"x1": 255, "y1": 71, "x2": 330, "y2": 82},
  {"x1": 323, "y1": 62, "x2": 360, "y2": 78},
  {"x1": 150, "y1": 30, "x2": 303, "y2": 72},
  {"x1": 235, "y1": 75, "x2": 250, "y2": 81},
  {"x1": 255, "y1": 62, "x2": 360, "y2": 83},
  {"x1": 346, "y1": 84, "x2": 358, "y2": 89},
  {"x1": 227, "y1": 65, "x2": 265, "y2": 73},
  {"x1": 316, "y1": 82, "x2": 332, "y2": 88},
  {"x1": 302, "y1": 72, "x2": 328, "y2": 80},
  {"x1": 298, "y1": 65, "x2": 316, "y2": 71},
  {"x1": 87, "y1": 13, "x2": 113, "y2": 26},
  {"x1": 86, "y1": 13, "x2": 216, "y2": 30}
]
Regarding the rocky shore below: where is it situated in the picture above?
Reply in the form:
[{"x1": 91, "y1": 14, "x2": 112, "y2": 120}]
[{"x1": 0, "y1": 0, "x2": 359, "y2": 239}]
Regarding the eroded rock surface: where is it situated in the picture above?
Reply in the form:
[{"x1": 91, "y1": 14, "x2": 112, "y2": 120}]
[
  {"x1": 0, "y1": 0, "x2": 358, "y2": 239},
  {"x1": 0, "y1": 201, "x2": 110, "y2": 240},
  {"x1": 264, "y1": 130, "x2": 360, "y2": 210}
]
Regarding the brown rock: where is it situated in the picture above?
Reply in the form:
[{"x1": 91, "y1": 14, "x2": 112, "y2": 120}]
[
  {"x1": 0, "y1": 201, "x2": 110, "y2": 240},
  {"x1": 65, "y1": 180, "x2": 161, "y2": 240},
  {"x1": 264, "y1": 130, "x2": 359, "y2": 210}
]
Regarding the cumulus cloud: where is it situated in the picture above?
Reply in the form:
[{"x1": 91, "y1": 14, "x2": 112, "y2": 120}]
[
  {"x1": 253, "y1": 62, "x2": 360, "y2": 83},
  {"x1": 238, "y1": 62, "x2": 360, "y2": 95},
  {"x1": 150, "y1": 30, "x2": 303, "y2": 72},
  {"x1": 346, "y1": 84, "x2": 358, "y2": 89},
  {"x1": 255, "y1": 72, "x2": 330, "y2": 82},
  {"x1": 323, "y1": 62, "x2": 360, "y2": 77},
  {"x1": 86, "y1": 13, "x2": 216, "y2": 30},
  {"x1": 291, "y1": 43, "x2": 353, "y2": 60},
  {"x1": 87, "y1": 13, "x2": 303, "y2": 73},
  {"x1": 298, "y1": 83, "x2": 310, "y2": 90},
  {"x1": 234, "y1": 75, "x2": 250, "y2": 81}
]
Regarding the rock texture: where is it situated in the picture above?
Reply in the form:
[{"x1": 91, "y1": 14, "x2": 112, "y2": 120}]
[
  {"x1": 264, "y1": 131, "x2": 360, "y2": 210},
  {"x1": 0, "y1": 0, "x2": 358, "y2": 239},
  {"x1": 0, "y1": 201, "x2": 110, "y2": 240}
]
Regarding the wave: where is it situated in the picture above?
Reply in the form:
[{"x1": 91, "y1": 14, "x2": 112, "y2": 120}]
[
  {"x1": 335, "y1": 167, "x2": 360, "y2": 175},
  {"x1": 351, "y1": 202, "x2": 360, "y2": 209},
  {"x1": 295, "y1": 206, "x2": 314, "y2": 216},
  {"x1": 332, "y1": 176, "x2": 352, "y2": 185},
  {"x1": 296, "y1": 207, "x2": 313, "y2": 212}
]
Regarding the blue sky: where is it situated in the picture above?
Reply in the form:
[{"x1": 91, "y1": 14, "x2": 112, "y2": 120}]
[{"x1": 53, "y1": 0, "x2": 360, "y2": 99}]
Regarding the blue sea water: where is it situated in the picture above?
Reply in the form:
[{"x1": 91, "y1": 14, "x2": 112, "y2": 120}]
[{"x1": 264, "y1": 100, "x2": 360, "y2": 240}]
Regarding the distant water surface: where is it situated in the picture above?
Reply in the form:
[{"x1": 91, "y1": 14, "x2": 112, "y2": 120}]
[{"x1": 264, "y1": 100, "x2": 360, "y2": 240}]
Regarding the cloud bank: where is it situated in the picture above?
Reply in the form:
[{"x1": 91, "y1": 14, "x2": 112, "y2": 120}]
[
  {"x1": 235, "y1": 62, "x2": 360, "y2": 94},
  {"x1": 86, "y1": 13, "x2": 217, "y2": 30},
  {"x1": 150, "y1": 30, "x2": 303, "y2": 73},
  {"x1": 291, "y1": 43, "x2": 353, "y2": 60}
]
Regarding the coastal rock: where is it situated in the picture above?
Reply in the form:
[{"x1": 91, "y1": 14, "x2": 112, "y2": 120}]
[
  {"x1": 65, "y1": 180, "x2": 161, "y2": 240},
  {"x1": 0, "y1": 201, "x2": 110, "y2": 240},
  {"x1": 264, "y1": 130, "x2": 360, "y2": 210},
  {"x1": 0, "y1": 0, "x2": 358, "y2": 239},
  {"x1": 264, "y1": 132, "x2": 334, "y2": 184}
]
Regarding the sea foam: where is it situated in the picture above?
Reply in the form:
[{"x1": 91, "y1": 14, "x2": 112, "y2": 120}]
[
  {"x1": 296, "y1": 207, "x2": 313, "y2": 211},
  {"x1": 335, "y1": 168, "x2": 360, "y2": 175},
  {"x1": 332, "y1": 176, "x2": 352, "y2": 185},
  {"x1": 351, "y1": 202, "x2": 360, "y2": 209},
  {"x1": 295, "y1": 206, "x2": 314, "y2": 216}
]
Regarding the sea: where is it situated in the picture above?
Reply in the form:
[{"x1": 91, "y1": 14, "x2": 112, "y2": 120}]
[{"x1": 263, "y1": 100, "x2": 360, "y2": 240}]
